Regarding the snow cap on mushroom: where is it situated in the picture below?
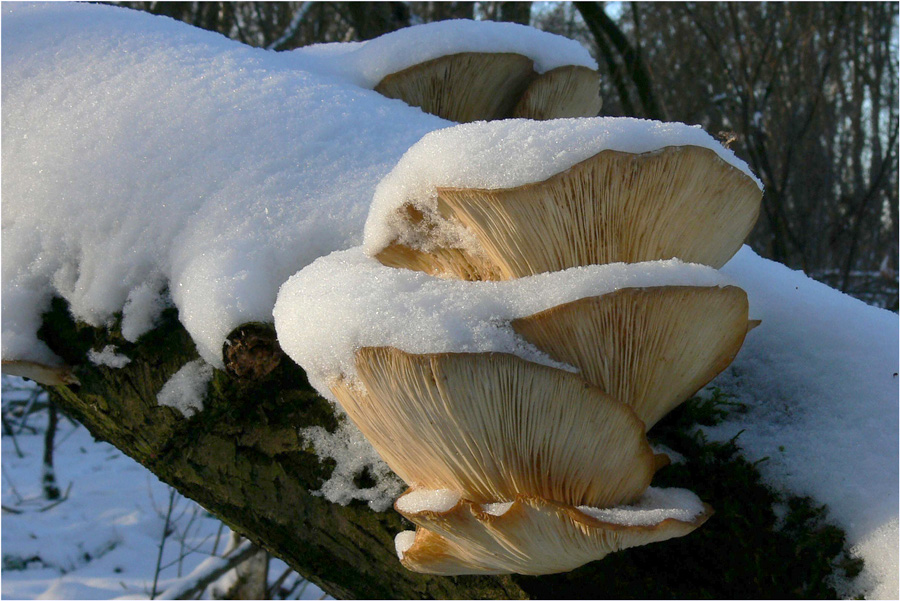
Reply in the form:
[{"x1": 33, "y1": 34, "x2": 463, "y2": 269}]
[{"x1": 365, "y1": 118, "x2": 762, "y2": 279}]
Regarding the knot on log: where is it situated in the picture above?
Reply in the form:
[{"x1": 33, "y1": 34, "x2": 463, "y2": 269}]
[{"x1": 223, "y1": 323, "x2": 284, "y2": 381}]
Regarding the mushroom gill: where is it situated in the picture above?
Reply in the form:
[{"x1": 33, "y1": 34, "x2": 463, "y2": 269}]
[
  {"x1": 374, "y1": 52, "x2": 535, "y2": 123},
  {"x1": 330, "y1": 347, "x2": 659, "y2": 507},
  {"x1": 512, "y1": 65, "x2": 601, "y2": 120},
  {"x1": 374, "y1": 145, "x2": 762, "y2": 280},
  {"x1": 395, "y1": 489, "x2": 713, "y2": 575},
  {"x1": 511, "y1": 285, "x2": 751, "y2": 428}
]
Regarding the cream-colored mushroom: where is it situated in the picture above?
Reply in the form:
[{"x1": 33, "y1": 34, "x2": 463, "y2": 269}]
[
  {"x1": 374, "y1": 53, "x2": 603, "y2": 124},
  {"x1": 375, "y1": 145, "x2": 762, "y2": 280},
  {"x1": 512, "y1": 65, "x2": 601, "y2": 120},
  {"x1": 1, "y1": 359, "x2": 79, "y2": 386},
  {"x1": 394, "y1": 488, "x2": 712, "y2": 575},
  {"x1": 330, "y1": 347, "x2": 660, "y2": 507},
  {"x1": 511, "y1": 285, "x2": 751, "y2": 428},
  {"x1": 374, "y1": 52, "x2": 535, "y2": 123}
]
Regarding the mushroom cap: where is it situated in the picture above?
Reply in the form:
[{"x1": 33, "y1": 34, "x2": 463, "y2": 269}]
[
  {"x1": 330, "y1": 347, "x2": 658, "y2": 506},
  {"x1": 512, "y1": 285, "x2": 750, "y2": 428},
  {"x1": 395, "y1": 488, "x2": 713, "y2": 575},
  {"x1": 374, "y1": 52, "x2": 535, "y2": 123},
  {"x1": 1, "y1": 359, "x2": 79, "y2": 386},
  {"x1": 375, "y1": 145, "x2": 762, "y2": 280},
  {"x1": 512, "y1": 65, "x2": 601, "y2": 120}
]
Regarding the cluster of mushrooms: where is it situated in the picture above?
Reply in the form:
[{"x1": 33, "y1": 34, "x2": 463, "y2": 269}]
[{"x1": 324, "y1": 50, "x2": 765, "y2": 575}]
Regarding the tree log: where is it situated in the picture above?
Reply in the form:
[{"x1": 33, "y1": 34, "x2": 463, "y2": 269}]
[{"x1": 34, "y1": 297, "x2": 854, "y2": 599}]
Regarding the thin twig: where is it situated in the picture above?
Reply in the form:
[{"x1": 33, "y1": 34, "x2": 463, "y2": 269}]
[
  {"x1": 1, "y1": 463, "x2": 24, "y2": 503},
  {"x1": 151, "y1": 487, "x2": 177, "y2": 599},
  {"x1": 159, "y1": 540, "x2": 257, "y2": 600},
  {"x1": 211, "y1": 520, "x2": 226, "y2": 557}
]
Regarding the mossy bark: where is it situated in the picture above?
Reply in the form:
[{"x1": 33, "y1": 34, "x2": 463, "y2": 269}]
[{"x1": 35, "y1": 298, "x2": 856, "y2": 599}]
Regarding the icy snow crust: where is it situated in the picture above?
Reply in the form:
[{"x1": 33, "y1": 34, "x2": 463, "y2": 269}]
[
  {"x1": 273, "y1": 247, "x2": 733, "y2": 396},
  {"x1": 577, "y1": 487, "x2": 704, "y2": 526},
  {"x1": 290, "y1": 19, "x2": 597, "y2": 89},
  {"x1": 1, "y1": 2, "x2": 448, "y2": 367},
  {"x1": 363, "y1": 117, "x2": 764, "y2": 255}
]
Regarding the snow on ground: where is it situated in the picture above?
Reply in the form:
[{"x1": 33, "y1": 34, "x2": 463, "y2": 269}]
[
  {"x1": 1, "y1": 377, "x2": 327, "y2": 600},
  {"x1": 709, "y1": 247, "x2": 899, "y2": 599}
]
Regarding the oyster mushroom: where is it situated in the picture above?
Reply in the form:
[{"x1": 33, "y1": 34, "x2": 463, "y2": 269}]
[
  {"x1": 375, "y1": 145, "x2": 762, "y2": 280},
  {"x1": 511, "y1": 285, "x2": 751, "y2": 428},
  {"x1": 374, "y1": 53, "x2": 602, "y2": 123},
  {"x1": 374, "y1": 52, "x2": 536, "y2": 123},
  {"x1": 512, "y1": 65, "x2": 601, "y2": 120},
  {"x1": 394, "y1": 487, "x2": 712, "y2": 575},
  {"x1": 330, "y1": 346, "x2": 661, "y2": 507}
]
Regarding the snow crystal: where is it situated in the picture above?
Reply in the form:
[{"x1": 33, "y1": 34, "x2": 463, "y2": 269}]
[
  {"x1": 481, "y1": 501, "x2": 514, "y2": 516},
  {"x1": 709, "y1": 247, "x2": 899, "y2": 599},
  {"x1": 301, "y1": 418, "x2": 405, "y2": 512},
  {"x1": 577, "y1": 487, "x2": 705, "y2": 526},
  {"x1": 290, "y1": 19, "x2": 597, "y2": 89},
  {"x1": 156, "y1": 359, "x2": 214, "y2": 418},
  {"x1": 363, "y1": 117, "x2": 763, "y2": 255},
  {"x1": 395, "y1": 489, "x2": 462, "y2": 514},
  {"x1": 273, "y1": 246, "x2": 733, "y2": 397},
  {"x1": 86, "y1": 345, "x2": 132, "y2": 369}
]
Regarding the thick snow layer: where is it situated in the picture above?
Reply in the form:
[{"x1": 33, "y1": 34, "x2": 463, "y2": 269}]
[
  {"x1": 577, "y1": 487, "x2": 704, "y2": 526},
  {"x1": 291, "y1": 19, "x2": 597, "y2": 88},
  {"x1": 273, "y1": 247, "x2": 733, "y2": 396},
  {"x1": 363, "y1": 117, "x2": 763, "y2": 255},
  {"x1": 711, "y1": 247, "x2": 899, "y2": 599},
  {"x1": 2, "y1": 4, "x2": 599, "y2": 370},
  {"x1": 1, "y1": 1, "x2": 445, "y2": 367},
  {"x1": 156, "y1": 359, "x2": 214, "y2": 417}
]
